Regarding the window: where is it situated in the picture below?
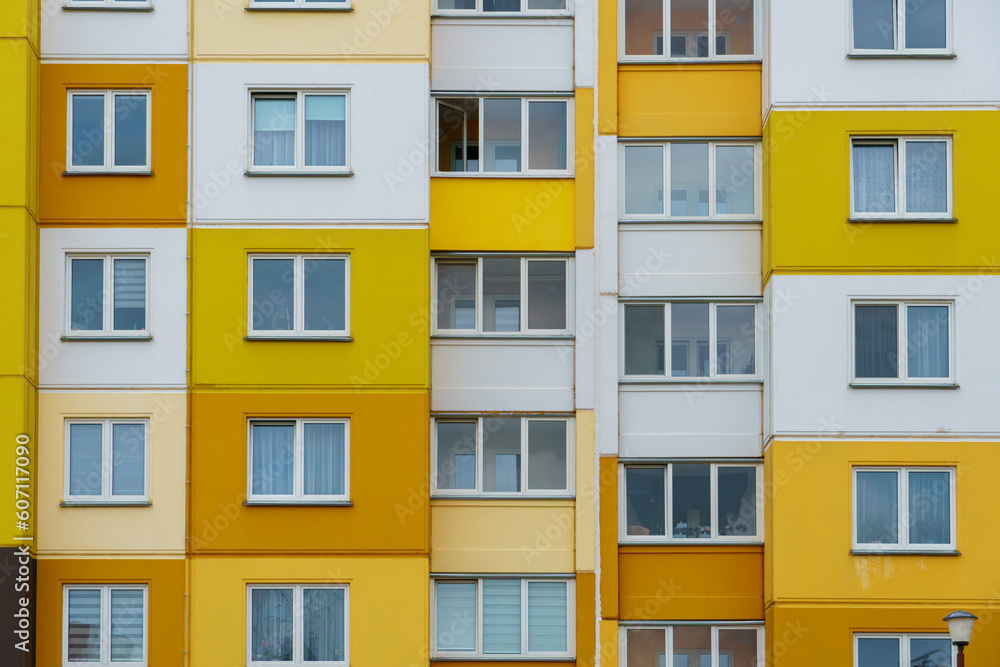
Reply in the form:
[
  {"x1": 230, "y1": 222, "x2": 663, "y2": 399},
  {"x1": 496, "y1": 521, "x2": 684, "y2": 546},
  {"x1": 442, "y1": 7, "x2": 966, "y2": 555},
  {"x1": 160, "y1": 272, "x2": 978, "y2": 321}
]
[
  {"x1": 64, "y1": 585, "x2": 147, "y2": 667},
  {"x1": 250, "y1": 91, "x2": 349, "y2": 173},
  {"x1": 67, "y1": 90, "x2": 150, "y2": 172},
  {"x1": 65, "y1": 420, "x2": 148, "y2": 503},
  {"x1": 851, "y1": 138, "x2": 952, "y2": 219},
  {"x1": 622, "y1": 463, "x2": 761, "y2": 542},
  {"x1": 249, "y1": 255, "x2": 349, "y2": 337},
  {"x1": 622, "y1": 625, "x2": 763, "y2": 667},
  {"x1": 248, "y1": 419, "x2": 349, "y2": 503},
  {"x1": 622, "y1": 0, "x2": 757, "y2": 60},
  {"x1": 622, "y1": 302, "x2": 758, "y2": 379},
  {"x1": 850, "y1": 0, "x2": 950, "y2": 54},
  {"x1": 433, "y1": 578, "x2": 573, "y2": 658},
  {"x1": 66, "y1": 255, "x2": 149, "y2": 337},
  {"x1": 434, "y1": 0, "x2": 569, "y2": 14},
  {"x1": 853, "y1": 467, "x2": 955, "y2": 552},
  {"x1": 436, "y1": 98, "x2": 572, "y2": 175},
  {"x1": 621, "y1": 142, "x2": 759, "y2": 220},
  {"x1": 249, "y1": 0, "x2": 350, "y2": 8},
  {"x1": 64, "y1": 0, "x2": 153, "y2": 10},
  {"x1": 434, "y1": 417, "x2": 572, "y2": 496},
  {"x1": 852, "y1": 301, "x2": 953, "y2": 385},
  {"x1": 248, "y1": 585, "x2": 348, "y2": 666},
  {"x1": 855, "y1": 634, "x2": 953, "y2": 667}
]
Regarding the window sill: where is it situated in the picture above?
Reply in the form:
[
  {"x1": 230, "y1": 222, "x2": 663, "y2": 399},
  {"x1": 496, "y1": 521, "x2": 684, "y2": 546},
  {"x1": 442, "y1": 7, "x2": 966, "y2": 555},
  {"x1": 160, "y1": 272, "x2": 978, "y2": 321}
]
[
  {"x1": 849, "y1": 217, "x2": 957, "y2": 224},
  {"x1": 620, "y1": 378, "x2": 763, "y2": 385},
  {"x1": 850, "y1": 382, "x2": 958, "y2": 389},
  {"x1": 847, "y1": 52, "x2": 956, "y2": 59},
  {"x1": 621, "y1": 538, "x2": 763, "y2": 545},
  {"x1": 432, "y1": 13, "x2": 574, "y2": 19},
  {"x1": 61, "y1": 501, "x2": 151, "y2": 507},
  {"x1": 851, "y1": 549, "x2": 960, "y2": 556},
  {"x1": 620, "y1": 218, "x2": 763, "y2": 224},
  {"x1": 246, "y1": 4, "x2": 353, "y2": 10},
  {"x1": 431, "y1": 494, "x2": 575, "y2": 501},
  {"x1": 243, "y1": 500, "x2": 353, "y2": 507},
  {"x1": 431, "y1": 334, "x2": 575, "y2": 341},
  {"x1": 61, "y1": 334, "x2": 152, "y2": 342},
  {"x1": 432, "y1": 172, "x2": 575, "y2": 179},
  {"x1": 618, "y1": 58, "x2": 762, "y2": 65},
  {"x1": 245, "y1": 170, "x2": 353, "y2": 177},
  {"x1": 244, "y1": 335, "x2": 353, "y2": 342},
  {"x1": 62, "y1": 170, "x2": 153, "y2": 176},
  {"x1": 64, "y1": 4, "x2": 153, "y2": 11},
  {"x1": 431, "y1": 657, "x2": 576, "y2": 662}
]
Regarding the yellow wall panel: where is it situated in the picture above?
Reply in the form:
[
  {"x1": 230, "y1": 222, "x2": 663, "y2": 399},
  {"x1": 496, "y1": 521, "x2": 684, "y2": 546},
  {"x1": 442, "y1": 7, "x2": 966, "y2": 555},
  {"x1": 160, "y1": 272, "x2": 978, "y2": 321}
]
[
  {"x1": 599, "y1": 620, "x2": 619, "y2": 667},
  {"x1": 597, "y1": 0, "x2": 617, "y2": 136},
  {"x1": 577, "y1": 573, "x2": 597, "y2": 665},
  {"x1": 0, "y1": 0, "x2": 40, "y2": 51},
  {"x1": 599, "y1": 456, "x2": 618, "y2": 620},
  {"x1": 575, "y1": 88, "x2": 595, "y2": 250},
  {"x1": 0, "y1": 208, "x2": 37, "y2": 381},
  {"x1": 575, "y1": 410, "x2": 596, "y2": 573},
  {"x1": 0, "y1": 43, "x2": 33, "y2": 209}
]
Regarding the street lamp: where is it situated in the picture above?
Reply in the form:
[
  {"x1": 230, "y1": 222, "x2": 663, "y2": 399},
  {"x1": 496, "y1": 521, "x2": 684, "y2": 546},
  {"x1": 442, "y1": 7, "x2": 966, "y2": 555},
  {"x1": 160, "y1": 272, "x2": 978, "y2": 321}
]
[{"x1": 943, "y1": 610, "x2": 978, "y2": 667}]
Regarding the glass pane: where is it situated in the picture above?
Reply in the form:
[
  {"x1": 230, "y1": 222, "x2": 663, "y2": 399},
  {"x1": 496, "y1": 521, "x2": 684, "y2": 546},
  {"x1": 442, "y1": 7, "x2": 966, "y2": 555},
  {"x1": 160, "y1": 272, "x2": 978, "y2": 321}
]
[
  {"x1": 905, "y1": 141, "x2": 948, "y2": 213},
  {"x1": 305, "y1": 95, "x2": 346, "y2": 167},
  {"x1": 853, "y1": 0, "x2": 895, "y2": 49},
  {"x1": 113, "y1": 94, "x2": 147, "y2": 167},
  {"x1": 625, "y1": 468, "x2": 665, "y2": 536},
  {"x1": 624, "y1": 145, "x2": 664, "y2": 215},
  {"x1": 110, "y1": 589, "x2": 144, "y2": 662},
  {"x1": 111, "y1": 423, "x2": 145, "y2": 496},
  {"x1": 718, "y1": 466, "x2": 756, "y2": 537},
  {"x1": 251, "y1": 424, "x2": 294, "y2": 495},
  {"x1": 853, "y1": 143, "x2": 896, "y2": 213},
  {"x1": 719, "y1": 628, "x2": 759, "y2": 667},
  {"x1": 527, "y1": 261, "x2": 566, "y2": 330},
  {"x1": 627, "y1": 629, "x2": 667, "y2": 666},
  {"x1": 905, "y1": 0, "x2": 946, "y2": 49},
  {"x1": 527, "y1": 420, "x2": 567, "y2": 491},
  {"x1": 437, "y1": 422, "x2": 477, "y2": 490},
  {"x1": 483, "y1": 418, "x2": 521, "y2": 493},
  {"x1": 252, "y1": 258, "x2": 295, "y2": 331},
  {"x1": 716, "y1": 305, "x2": 755, "y2": 375},
  {"x1": 715, "y1": 146, "x2": 755, "y2": 215},
  {"x1": 527, "y1": 0, "x2": 565, "y2": 8},
  {"x1": 671, "y1": 302, "x2": 710, "y2": 378},
  {"x1": 907, "y1": 305, "x2": 949, "y2": 378},
  {"x1": 253, "y1": 97, "x2": 295, "y2": 167},
  {"x1": 528, "y1": 101, "x2": 567, "y2": 170},
  {"x1": 483, "y1": 580, "x2": 521, "y2": 654},
  {"x1": 856, "y1": 471, "x2": 899, "y2": 544},
  {"x1": 437, "y1": 263, "x2": 477, "y2": 330},
  {"x1": 717, "y1": 0, "x2": 754, "y2": 55},
  {"x1": 527, "y1": 581, "x2": 567, "y2": 653},
  {"x1": 624, "y1": 0, "x2": 663, "y2": 56},
  {"x1": 438, "y1": 0, "x2": 475, "y2": 7},
  {"x1": 251, "y1": 588, "x2": 294, "y2": 661},
  {"x1": 303, "y1": 258, "x2": 346, "y2": 331},
  {"x1": 67, "y1": 589, "x2": 102, "y2": 662},
  {"x1": 909, "y1": 471, "x2": 951, "y2": 545},
  {"x1": 909, "y1": 638, "x2": 951, "y2": 667},
  {"x1": 625, "y1": 305, "x2": 665, "y2": 375},
  {"x1": 671, "y1": 0, "x2": 709, "y2": 57},
  {"x1": 113, "y1": 258, "x2": 146, "y2": 331},
  {"x1": 303, "y1": 588, "x2": 346, "y2": 661},
  {"x1": 671, "y1": 143, "x2": 710, "y2": 216},
  {"x1": 672, "y1": 464, "x2": 711, "y2": 538},
  {"x1": 675, "y1": 626, "x2": 712, "y2": 667},
  {"x1": 71, "y1": 258, "x2": 104, "y2": 331},
  {"x1": 303, "y1": 422, "x2": 346, "y2": 496},
  {"x1": 858, "y1": 637, "x2": 900, "y2": 667},
  {"x1": 484, "y1": 258, "x2": 521, "y2": 332},
  {"x1": 436, "y1": 582, "x2": 476, "y2": 651},
  {"x1": 72, "y1": 95, "x2": 105, "y2": 167},
  {"x1": 69, "y1": 423, "x2": 103, "y2": 497},
  {"x1": 437, "y1": 100, "x2": 477, "y2": 172},
  {"x1": 855, "y1": 304, "x2": 898, "y2": 378},
  {"x1": 483, "y1": 99, "x2": 521, "y2": 172},
  {"x1": 484, "y1": 0, "x2": 520, "y2": 9}
]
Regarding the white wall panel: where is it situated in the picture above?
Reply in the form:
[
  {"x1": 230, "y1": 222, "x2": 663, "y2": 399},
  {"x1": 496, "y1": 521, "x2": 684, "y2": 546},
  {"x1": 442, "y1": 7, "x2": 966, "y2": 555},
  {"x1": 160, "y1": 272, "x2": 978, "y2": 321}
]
[
  {"x1": 574, "y1": 0, "x2": 594, "y2": 88},
  {"x1": 42, "y1": 3, "x2": 188, "y2": 59},
  {"x1": 575, "y1": 249, "x2": 596, "y2": 410}
]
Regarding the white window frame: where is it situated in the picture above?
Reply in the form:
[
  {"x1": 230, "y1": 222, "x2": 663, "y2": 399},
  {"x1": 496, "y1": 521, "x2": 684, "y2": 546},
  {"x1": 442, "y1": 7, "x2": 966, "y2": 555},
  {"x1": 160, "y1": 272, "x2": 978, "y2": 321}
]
[
  {"x1": 247, "y1": 254, "x2": 350, "y2": 338},
  {"x1": 246, "y1": 418, "x2": 350, "y2": 503},
  {"x1": 431, "y1": 416, "x2": 574, "y2": 497},
  {"x1": 619, "y1": 301, "x2": 761, "y2": 381},
  {"x1": 617, "y1": 624, "x2": 765, "y2": 667},
  {"x1": 249, "y1": 0, "x2": 351, "y2": 9},
  {"x1": 849, "y1": 137, "x2": 953, "y2": 220},
  {"x1": 64, "y1": 254, "x2": 151, "y2": 338},
  {"x1": 66, "y1": 90, "x2": 152, "y2": 173},
  {"x1": 432, "y1": 0, "x2": 572, "y2": 16},
  {"x1": 619, "y1": 462, "x2": 763, "y2": 544},
  {"x1": 852, "y1": 467, "x2": 957, "y2": 552},
  {"x1": 246, "y1": 584, "x2": 350, "y2": 667},
  {"x1": 431, "y1": 577, "x2": 575, "y2": 659},
  {"x1": 433, "y1": 97, "x2": 574, "y2": 177},
  {"x1": 431, "y1": 256, "x2": 574, "y2": 336},
  {"x1": 63, "y1": 584, "x2": 148, "y2": 667},
  {"x1": 853, "y1": 634, "x2": 955, "y2": 667},
  {"x1": 64, "y1": 419, "x2": 150, "y2": 504},
  {"x1": 848, "y1": 0, "x2": 953, "y2": 56},
  {"x1": 618, "y1": 141, "x2": 761, "y2": 221},
  {"x1": 850, "y1": 299, "x2": 956, "y2": 386},
  {"x1": 248, "y1": 89, "x2": 351, "y2": 174},
  {"x1": 618, "y1": 0, "x2": 760, "y2": 62},
  {"x1": 64, "y1": 0, "x2": 153, "y2": 9}
]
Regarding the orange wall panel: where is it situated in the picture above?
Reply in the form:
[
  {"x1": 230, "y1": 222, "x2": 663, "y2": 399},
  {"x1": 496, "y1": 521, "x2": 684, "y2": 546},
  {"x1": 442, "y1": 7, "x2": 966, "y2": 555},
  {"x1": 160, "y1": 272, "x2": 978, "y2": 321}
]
[{"x1": 599, "y1": 456, "x2": 619, "y2": 620}]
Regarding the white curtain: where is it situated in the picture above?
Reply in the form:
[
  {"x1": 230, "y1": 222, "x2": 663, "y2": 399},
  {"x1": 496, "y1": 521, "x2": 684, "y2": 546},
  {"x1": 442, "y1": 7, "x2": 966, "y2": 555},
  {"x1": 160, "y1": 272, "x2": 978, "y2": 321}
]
[
  {"x1": 251, "y1": 588, "x2": 293, "y2": 661},
  {"x1": 907, "y1": 306, "x2": 949, "y2": 378},
  {"x1": 527, "y1": 582, "x2": 567, "y2": 652},
  {"x1": 303, "y1": 423, "x2": 345, "y2": 496},
  {"x1": 483, "y1": 580, "x2": 521, "y2": 654},
  {"x1": 908, "y1": 471, "x2": 950, "y2": 545},
  {"x1": 853, "y1": 144, "x2": 896, "y2": 213},
  {"x1": 436, "y1": 582, "x2": 476, "y2": 651},
  {"x1": 252, "y1": 424, "x2": 294, "y2": 495},
  {"x1": 855, "y1": 305, "x2": 898, "y2": 378},
  {"x1": 110, "y1": 589, "x2": 144, "y2": 662},
  {"x1": 303, "y1": 589, "x2": 345, "y2": 661},
  {"x1": 493, "y1": 454, "x2": 520, "y2": 493},
  {"x1": 905, "y1": 141, "x2": 948, "y2": 213},
  {"x1": 856, "y1": 471, "x2": 898, "y2": 544},
  {"x1": 254, "y1": 98, "x2": 295, "y2": 167},
  {"x1": 304, "y1": 95, "x2": 346, "y2": 167}
]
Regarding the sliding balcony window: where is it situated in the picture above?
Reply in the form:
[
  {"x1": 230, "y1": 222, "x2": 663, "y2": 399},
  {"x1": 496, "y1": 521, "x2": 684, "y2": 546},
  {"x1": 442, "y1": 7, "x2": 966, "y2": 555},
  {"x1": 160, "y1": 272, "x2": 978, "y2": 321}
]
[
  {"x1": 851, "y1": 137, "x2": 952, "y2": 220},
  {"x1": 247, "y1": 585, "x2": 348, "y2": 666},
  {"x1": 67, "y1": 90, "x2": 150, "y2": 173},
  {"x1": 850, "y1": 0, "x2": 950, "y2": 55},
  {"x1": 250, "y1": 91, "x2": 350, "y2": 174},
  {"x1": 65, "y1": 420, "x2": 148, "y2": 504},
  {"x1": 621, "y1": 0, "x2": 758, "y2": 60},
  {"x1": 853, "y1": 467, "x2": 955, "y2": 552},
  {"x1": 855, "y1": 634, "x2": 954, "y2": 667},
  {"x1": 435, "y1": 0, "x2": 570, "y2": 14},
  {"x1": 247, "y1": 419, "x2": 349, "y2": 503},
  {"x1": 64, "y1": 585, "x2": 147, "y2": 666},
  {"x1": 622, "y1": 625, "x2": 763, "y2": 667},
  {"x1": 852, "y1": 301, "x2": 954, "y2": 386},
  {"x1": 248, "y1": 255, "x2": 349, "y2": 338},
  {"x1": 66, "y1": 254, "x2": 149, "y2": 337}
]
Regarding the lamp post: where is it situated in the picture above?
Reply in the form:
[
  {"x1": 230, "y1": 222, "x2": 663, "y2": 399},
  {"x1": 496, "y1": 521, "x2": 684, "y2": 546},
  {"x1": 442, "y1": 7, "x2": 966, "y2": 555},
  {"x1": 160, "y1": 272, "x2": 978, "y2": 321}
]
[{"x1": 943, "y1": 610, "x2": 978, "y2": 667}]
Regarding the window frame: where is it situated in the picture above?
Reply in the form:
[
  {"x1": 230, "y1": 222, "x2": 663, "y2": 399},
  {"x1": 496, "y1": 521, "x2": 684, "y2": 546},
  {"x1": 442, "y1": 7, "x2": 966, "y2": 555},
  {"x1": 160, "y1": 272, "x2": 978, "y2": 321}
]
[
  {"x1": 852, "y1": 466, "x2": 957, "y2": 553},
  {"x1": 618, "y1": 623, "x2": 765, "y2": 667},
  {"x1": 618, "y1": 141, "x2": 762, "y2": 221},
  {"x1": 850, "y1": 299, "x2": 956, "y2": 386},
  {"x1": 64, "y1": 253, "x2": 151, "y2": 338},
  {"x1": 432, "y1": 0, "x2": 572, "y2": 16},
  {"x1": 849, "y1": 136, "x2": 953, "y2": 220},
  {"x1": 248, "y1": 0, "x2": 351, "y2": 9},
  {"x1": 247, "y1": 253, "x2": 350, "y2": 339},
  {"x1": 246, "y1": 584, "x2": 350, "y2": 667},
  {"x1": 63, "y1": 419, "x2": 150, "y2": 504},
  {"x1": 66, "y1": 90, "x2": 152, "y2": 173},
  {"x1": 63, "y1": 584, "x2": 148, "y2": 667},
  {"x1": 431, "y1": 416, "x2": 574, "y2": 498},
  {"x1": 618, "y1": 0, "x2": 761, "y2": 62},
  {"x1": 248, "y1": 89, "x2": 352, "y2": 175},
  {"x1": 853, "y1": 633, "x2": 956, "y2": 667},
  {"x1": 433, "y1": 96, "x2": 575, "y2": 177},
  {"x1": 64, "y1": 0, "x2": 153, "y2": 9},
  {"x1": 431, "y1": 577, "x2": 575, "y2": 659},
  {"x1": 848, "y1": 0, "x2": 953, "y2": 56},
  {"x1": 246, "y1": 418, "x2": 351, "y2": 504}
]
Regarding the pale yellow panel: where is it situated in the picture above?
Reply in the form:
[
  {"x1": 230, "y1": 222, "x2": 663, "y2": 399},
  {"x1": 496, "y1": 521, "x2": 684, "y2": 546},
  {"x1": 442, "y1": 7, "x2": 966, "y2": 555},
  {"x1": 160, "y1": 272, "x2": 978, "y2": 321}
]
[{"x1": 575, "y1": 410, "x2": 596, "y2": 572}]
